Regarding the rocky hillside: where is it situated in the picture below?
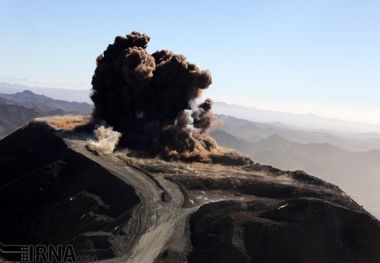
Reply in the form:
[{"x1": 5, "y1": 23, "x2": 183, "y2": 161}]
[{"x1": 0, "y1": 117, "x2": 379, "y2": 263}]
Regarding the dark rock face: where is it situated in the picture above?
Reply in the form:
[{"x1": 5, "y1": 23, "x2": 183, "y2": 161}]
[
  {"x1": 159, "y1": 164, "x2": 380, "y2": 263},
  {"x1": 189, "y1": 199, "x2": 380, "y2": 263},
  {"x1": 0, "y1": 122, "x2": 140, "y2": 260}
]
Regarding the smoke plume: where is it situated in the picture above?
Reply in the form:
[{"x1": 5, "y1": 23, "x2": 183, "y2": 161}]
[
  {"x1": 87, "y1": 126, "x2": 121, "y2": 155},
  {"x1": 90, "y1": 31, "x2": 249, "y2": 164}
]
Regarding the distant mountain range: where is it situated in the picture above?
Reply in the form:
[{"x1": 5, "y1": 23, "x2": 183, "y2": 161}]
[
  {"x1": 0, "y1": 90, "x2": 92, "y2": 138},
  {"x1": 0, "y1": 82, "x2": 91, "y2": 103},
  {"x1": 218, "y1": 114, "x2": 380, "y2": 152},
  {"x1": 214, "y1": 101, "x2": 380, "y2": 134},
  {"x1": 211, "y1": 115, "x2": 380, "y2": 218}
]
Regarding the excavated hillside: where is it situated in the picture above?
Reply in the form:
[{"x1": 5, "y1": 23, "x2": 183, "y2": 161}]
[{"x1": 0, "y1": 116, "x2": 379, "y2": 263}]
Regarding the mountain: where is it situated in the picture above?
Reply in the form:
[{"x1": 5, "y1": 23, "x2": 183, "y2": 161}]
[
  {"x1": 251, "y1": 134, "x2": 380, "y2": 218},
  {"x1": 214, "y1": 101, "x2": 380, "y2": 134},
  {"x1": 0, "y1": 82, "x2": 91, "y2": 103},
  {"x1": 0, "y1": 90, "x2": 92, "y2": 114},
  {"x1": 211, "y1": 123, "x2": 380, "y2": 219},
  {"x1": 0, "y1": 116, "x2": 379, "y2": 262},
  {"x1": 218, "y1": 114, "x2": 380, "y2": 152},
  {"x1": 0, "y1": 97, "x2": 53, "y2": 138},
  {"x1": 0, "y1": 90, "x2": 92, "y2": 138}
]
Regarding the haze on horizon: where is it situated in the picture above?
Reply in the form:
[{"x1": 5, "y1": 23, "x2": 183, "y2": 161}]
[{"x1": 0, "y1": 0, "x2": 379, "y2": 126}]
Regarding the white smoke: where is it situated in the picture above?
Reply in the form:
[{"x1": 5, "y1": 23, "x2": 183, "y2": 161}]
[
  {"x1": 175, "y1": 98, "x2": 214, "y2": 136},
  {"x1": 175, "y1": 109, "x2": 197, "y2": 135},
  {"x1": 87, "y1": 126, "x2": 122, "y2": 155}
]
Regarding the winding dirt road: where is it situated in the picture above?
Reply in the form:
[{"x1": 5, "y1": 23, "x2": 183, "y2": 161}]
[{"x1": 65, "y1": 138, "x2": 197, "y2": 263}]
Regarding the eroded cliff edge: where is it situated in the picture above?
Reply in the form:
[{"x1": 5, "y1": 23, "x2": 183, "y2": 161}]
[{"x1": 0, "y1": 118, "x2": 379, "y2": 263}]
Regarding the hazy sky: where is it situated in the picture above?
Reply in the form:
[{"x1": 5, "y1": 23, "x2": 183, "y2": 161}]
[{"x1": 0, "y1": 0, "x2": 379, "y2": 123}]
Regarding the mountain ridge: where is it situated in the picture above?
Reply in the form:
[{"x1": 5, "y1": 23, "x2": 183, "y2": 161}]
[
  {"x1": 211, "y1": 127, "x2": 380, "y2": 218},
  {"x1": 214, "y1": 101, "x2": 380, "y2": 134},
  {"x1": 0, "y1": 90, "x2": 92, "y2": 138},
  {"x1": 0, "y1": 90, "x2": 92, "y2": 114}
]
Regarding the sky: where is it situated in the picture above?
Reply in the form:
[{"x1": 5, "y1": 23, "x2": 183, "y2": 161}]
[{"x1": 0, "y1": 0, "x2": 379, "y2": 124}]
